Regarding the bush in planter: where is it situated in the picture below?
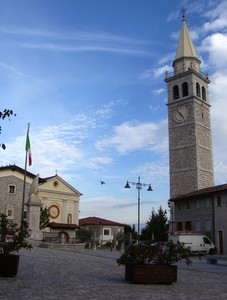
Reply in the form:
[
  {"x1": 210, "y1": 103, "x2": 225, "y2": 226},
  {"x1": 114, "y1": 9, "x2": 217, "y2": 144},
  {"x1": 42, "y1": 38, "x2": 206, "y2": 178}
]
[
  {"x1": 117, "y1": 240, "x2": 192, "y2": 284},
  {"x1": 0, "y1": 214, "x2": 32, "y2": 277}
]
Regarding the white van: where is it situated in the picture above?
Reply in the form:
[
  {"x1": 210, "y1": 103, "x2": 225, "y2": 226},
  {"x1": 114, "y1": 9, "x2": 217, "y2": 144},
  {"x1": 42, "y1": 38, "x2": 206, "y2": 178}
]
[{"x1": 169, "y1": 234, "x2": 217, "y2": 255}]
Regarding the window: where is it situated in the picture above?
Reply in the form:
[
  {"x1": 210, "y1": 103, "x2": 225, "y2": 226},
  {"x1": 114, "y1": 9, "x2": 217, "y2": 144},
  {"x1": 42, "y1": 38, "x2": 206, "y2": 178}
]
[
  {"x1": 196, "y1": 82, "x2": 201, "y2": 97},
  {"x1": 217, "y1": 196, "x2": 222, "y2": 207},
  {"x1": 182, "y1": 82, "x2": 189, "y2": 97},
  {"x1": 173, "y1": 85, "x2": 179, "y2": 100},
  {"x1": 186, "y1": 202, "x2": 190, "y2": 209},
  {"x1": 177, "y1": 203, "x2": 181, "y2": 211},
  {"x1": 195, "y1": 220, "x2": 201, "y2": 232},
  {"x1": 205, "y1": 198, "x2": 210, "y2": 208},
  {"x1": 185, "y1": 221, "x2": 192, "y2": 231},
  {"x1": 195, "y1": 199, "x2": 200, "y2": 209},
  {"x1": 202, "y1": 86, "x2": 206, "y2": 101},
  {"x1": 177, "y1": 222, "x2": 183, "y2": 231},
  {"x1": 6, "y1": 204, "x2": 14, "y2": 219},
  {"x1": 53, "y1": 180, "x2": 59, "y2": 187},
  {"x1": 203, "y1": 236, "x2": 211, "y2": 244},
  {"x1": 205, "y1": 219, "x2": 211, "y2": 231},
  {"x1": 103, "y1": 229, "x2": 110, "y2": 236},
  {"x1": 8, "y1": 185, "x2": 16, "y2": 194}
]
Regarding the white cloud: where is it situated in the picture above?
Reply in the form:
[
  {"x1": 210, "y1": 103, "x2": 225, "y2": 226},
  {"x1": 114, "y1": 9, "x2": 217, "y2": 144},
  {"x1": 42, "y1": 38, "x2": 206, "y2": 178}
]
[
  {"x1": 201, "y1": 33, "x2": 227, "y2": 69},
  {"x1": 18, "y1": 42, "x2": 151, "y2": 56},
  {"x1": 1, "y1": 26, "x2": 152, "y2": 57},
  {"x1": 153, "y1": 65, "x2": 172, "y2": 79},
  {"x1": 210, "y1": 72, "x2": 227, "y2": 183},
  {"x1": 141, "y1": 65, "x2": 172, "y2": 81},
  {"x1": 152, "y1": 88, "x2": 165, "y2": 95},
  {"x1": 95, "y1": 119, "x2": 168, "y2": 155},
  {"x1": 158, "y1": 53, "x2": 175, "y2": 65},
  {"x1": 203, "y1": 1, "x2": 227, "y2": 32},
  {"x1": 0, "y1": 26, "x2": 150, "y2": 46},
  {"x1": 134, "y1": 162, "x2": 169, "y2": 182},
  {"x1": 0, "y1": 115, "x2": 113, "y2": 176},
  {"x1": 203, "y1": 18, "x2": 227, "y2": 32}
]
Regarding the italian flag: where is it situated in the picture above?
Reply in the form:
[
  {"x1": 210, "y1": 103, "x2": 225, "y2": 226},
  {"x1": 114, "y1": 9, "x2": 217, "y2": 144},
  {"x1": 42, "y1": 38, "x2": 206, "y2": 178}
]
[{"x1": 25, "y1": 128, "x2": 32, "y2": 166}]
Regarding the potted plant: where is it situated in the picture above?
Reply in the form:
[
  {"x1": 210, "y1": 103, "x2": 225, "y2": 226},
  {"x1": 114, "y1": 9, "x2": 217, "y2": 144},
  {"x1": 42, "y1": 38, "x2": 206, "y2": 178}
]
[
  {"x1": 0, "y1": 214, "x2": 32, "y2": 277},
  {"x1": 117, "y1": 240, "x2": 192, "y2": 284}
]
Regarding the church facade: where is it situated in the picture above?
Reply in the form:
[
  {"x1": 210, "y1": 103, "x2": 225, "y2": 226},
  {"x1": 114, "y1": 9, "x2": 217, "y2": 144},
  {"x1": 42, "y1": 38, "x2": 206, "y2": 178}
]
[{"x1": 0, "y1": 164, "x2": 81, "y2": 240}]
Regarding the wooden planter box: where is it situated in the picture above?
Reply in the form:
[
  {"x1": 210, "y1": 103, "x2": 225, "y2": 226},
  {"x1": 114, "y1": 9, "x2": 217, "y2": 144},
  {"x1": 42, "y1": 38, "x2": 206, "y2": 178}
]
[
  {"x1": 125, "y1": 264, "x2": 177, "y2": 284},
  {"x1": 0, "y1": 254, "x2": 20, "y2": 277}
]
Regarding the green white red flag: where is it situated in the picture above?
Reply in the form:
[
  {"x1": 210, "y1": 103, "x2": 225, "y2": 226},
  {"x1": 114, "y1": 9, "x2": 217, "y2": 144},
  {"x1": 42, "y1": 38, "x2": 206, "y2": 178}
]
[{"x1": 25, "y1": 125, "x2": 32, "y2": 166}]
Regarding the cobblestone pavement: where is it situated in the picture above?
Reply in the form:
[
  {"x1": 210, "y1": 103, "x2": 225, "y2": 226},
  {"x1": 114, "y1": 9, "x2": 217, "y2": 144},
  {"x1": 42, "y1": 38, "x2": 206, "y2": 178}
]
[{"x1": 0, "y1": 247, "x2": 227, "y2": 300}]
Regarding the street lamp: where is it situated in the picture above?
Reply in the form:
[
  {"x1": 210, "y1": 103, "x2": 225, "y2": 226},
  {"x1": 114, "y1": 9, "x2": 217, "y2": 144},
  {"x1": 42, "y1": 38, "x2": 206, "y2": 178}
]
[{"x1": 124, "y1": 176, "x2": 153, "y2": 244}]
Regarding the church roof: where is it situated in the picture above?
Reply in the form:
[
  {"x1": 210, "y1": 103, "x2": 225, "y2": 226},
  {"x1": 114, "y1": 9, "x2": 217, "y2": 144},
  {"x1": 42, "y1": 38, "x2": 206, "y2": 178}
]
[
  {"x1": 49, "y1": 222, "x2": 79, "y2": 229},
  {"x1": 175, "y1": 16, "x2": 199, "y2": 61}
]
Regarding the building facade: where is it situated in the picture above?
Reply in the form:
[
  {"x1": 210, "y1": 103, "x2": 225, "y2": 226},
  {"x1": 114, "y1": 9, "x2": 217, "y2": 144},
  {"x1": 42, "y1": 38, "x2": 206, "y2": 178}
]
[
  {"x1": 171, "y1": 184, "x2": 227, "y2": 254},
  {"x1": 79, "y1": 217, "x2": 125, "y2": 247},
  {"x1": 0, "y1": 165, "x2": 81, "y2": 240},
  {"x1": 0, "y1": 165, "x2": 38, "y2": 223}
]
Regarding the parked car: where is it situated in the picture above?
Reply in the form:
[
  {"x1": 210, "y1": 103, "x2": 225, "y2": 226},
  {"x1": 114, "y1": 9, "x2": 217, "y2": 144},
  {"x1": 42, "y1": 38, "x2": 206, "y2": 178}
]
[
  {"x1": 169, "y1": 234, "x2": 217, "y2": 255},
  {"x1": 150, "y1": 242, "x2": 167, "y2": 250},
  {"x1": 139, "y1": 241, "x2": 167, "y2": 250}
]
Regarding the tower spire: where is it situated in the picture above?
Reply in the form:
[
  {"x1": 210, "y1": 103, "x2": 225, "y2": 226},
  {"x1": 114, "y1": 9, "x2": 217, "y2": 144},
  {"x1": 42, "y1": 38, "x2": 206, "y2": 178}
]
[
  {"x1": 173, "y1": 14, "x2": 201, "y2": 74},
  {"x1": 181, "y1": 8, "x2": 186, "y2": 21}
]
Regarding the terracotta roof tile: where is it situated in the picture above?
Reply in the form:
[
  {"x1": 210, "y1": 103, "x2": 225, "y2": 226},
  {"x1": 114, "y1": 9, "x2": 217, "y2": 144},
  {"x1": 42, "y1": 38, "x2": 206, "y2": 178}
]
[
  {"x1": 49, "y1": 222, "x2": 79, "y2": 229},
  {"x1": 79, "y1": 216, "x2": 125, "y2": 227},
  {"x1": 170, "y1": 183, "x2": 227, "y2": 202}
]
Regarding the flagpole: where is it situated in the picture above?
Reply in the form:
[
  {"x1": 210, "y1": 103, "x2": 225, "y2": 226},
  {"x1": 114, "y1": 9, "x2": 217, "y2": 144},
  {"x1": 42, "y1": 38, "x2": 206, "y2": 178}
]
[{"x1": 21, "y1": 123, "x2": 30, "y2": 226}]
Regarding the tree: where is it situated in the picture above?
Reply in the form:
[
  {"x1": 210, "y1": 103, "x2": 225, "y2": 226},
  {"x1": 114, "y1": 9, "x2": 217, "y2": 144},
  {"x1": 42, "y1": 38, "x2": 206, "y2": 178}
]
[
  {"x1": 40, "y1": 207, "x2": 50, "y2": 230},
  {"x1": 0, "y1": 109, "x2": 16, "y2": 149},
  {"x1": 76, "y1": 228, "x2": 93, "y2": 243},
  {"x1": 141, "y1": 206, "x2": 169, "y2": 242},
  {"x1": 124, "y1": 224, "x2": 137, "y2": 245}
]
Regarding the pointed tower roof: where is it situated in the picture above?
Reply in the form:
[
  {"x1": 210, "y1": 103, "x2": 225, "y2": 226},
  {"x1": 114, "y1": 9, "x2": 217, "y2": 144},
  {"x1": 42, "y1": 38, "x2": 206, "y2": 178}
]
[
  {"x1": 172, "y1": 13, "x2": 201, "y2": 75},
  {"x1": 175, "y1": 15, "x2": 199, "y2": 60}
]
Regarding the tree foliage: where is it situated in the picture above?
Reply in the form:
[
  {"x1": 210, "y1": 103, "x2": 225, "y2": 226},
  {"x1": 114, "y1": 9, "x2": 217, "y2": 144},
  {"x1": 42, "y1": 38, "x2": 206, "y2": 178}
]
[
  {"x1": 117, "y1": 240, "x2": 192, "y2": 266},
  {"x1": 141, "y1": 206, "x2": 169, "y2": 242},
  {"x1": 0, "y1": 214, "x2": 32, "y2": 255},
  {"x1": 76, "y1": 228, "x2": 93, "y2": 243},
  {"x1": 124, "y1": 224, "x2": 137, "y2": 245},
  {"x1": 0, "y1": 109, "x2": 16, "y2": 150},
  {"x1": 40, "y1": 207, "x2": 50, "y2": 229}
]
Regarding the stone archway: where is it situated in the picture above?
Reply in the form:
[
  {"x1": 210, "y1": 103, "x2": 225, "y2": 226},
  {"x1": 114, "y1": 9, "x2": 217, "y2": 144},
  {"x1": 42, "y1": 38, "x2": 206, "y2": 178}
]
[{"x1": 59, "y1": 231, "x2": 69, "y2": 243}]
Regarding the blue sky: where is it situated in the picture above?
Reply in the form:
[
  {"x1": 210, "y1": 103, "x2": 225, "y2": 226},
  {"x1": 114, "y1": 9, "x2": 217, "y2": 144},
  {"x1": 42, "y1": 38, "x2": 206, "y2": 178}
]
[{"x1": 1, "y1": 0, "x2": 227, "y2": 227}]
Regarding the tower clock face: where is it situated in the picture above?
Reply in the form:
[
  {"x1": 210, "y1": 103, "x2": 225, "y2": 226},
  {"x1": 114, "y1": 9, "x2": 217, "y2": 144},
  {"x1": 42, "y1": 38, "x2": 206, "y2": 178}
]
[
  {"x1": 174, "y1": 106, "x2": 188, "y2": 123},
  {"x1": 48, "y1": 205, "x2": 60, "y2": 219}
]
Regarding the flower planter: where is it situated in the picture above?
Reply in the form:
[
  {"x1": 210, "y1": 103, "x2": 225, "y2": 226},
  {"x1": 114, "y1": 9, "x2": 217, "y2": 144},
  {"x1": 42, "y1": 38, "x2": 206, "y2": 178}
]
[
  {"x1": 125, "y1": 264, "x2": 135, "y2": 281},
  {"x1": 0, "y1": 254, "x2": 20, "y2": 277},
  {"x1": 125, "y1": 264, "x2": 177, "y2": 284}
]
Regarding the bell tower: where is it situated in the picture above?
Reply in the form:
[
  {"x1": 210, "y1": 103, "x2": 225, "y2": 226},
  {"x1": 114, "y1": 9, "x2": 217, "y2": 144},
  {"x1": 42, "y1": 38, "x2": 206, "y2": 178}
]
[{"x1": 165, "y1": 14, "x2": 214, "y2": 198}]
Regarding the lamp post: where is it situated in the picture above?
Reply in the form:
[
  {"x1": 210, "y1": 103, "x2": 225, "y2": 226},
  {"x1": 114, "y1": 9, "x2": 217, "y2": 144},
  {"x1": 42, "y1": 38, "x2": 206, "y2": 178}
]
[{"x1": 124, "y1": 176, "x2": 153, "y2": 244}]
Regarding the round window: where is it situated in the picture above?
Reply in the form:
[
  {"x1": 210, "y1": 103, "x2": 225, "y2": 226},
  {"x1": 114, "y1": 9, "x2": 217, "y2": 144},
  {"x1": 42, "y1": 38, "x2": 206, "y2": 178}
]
[{"x1": 53, "y1": 180, "x2": 59, "y2": 187}]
